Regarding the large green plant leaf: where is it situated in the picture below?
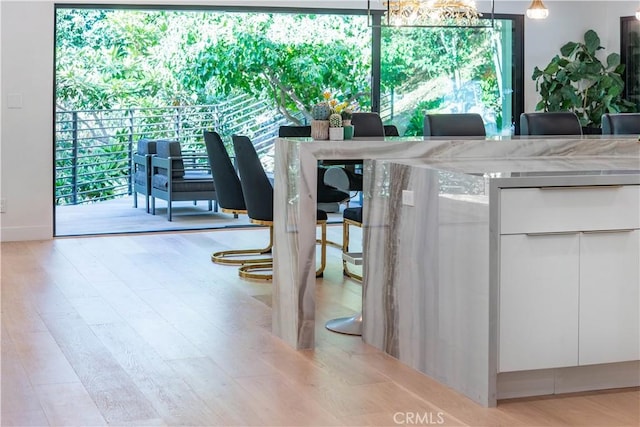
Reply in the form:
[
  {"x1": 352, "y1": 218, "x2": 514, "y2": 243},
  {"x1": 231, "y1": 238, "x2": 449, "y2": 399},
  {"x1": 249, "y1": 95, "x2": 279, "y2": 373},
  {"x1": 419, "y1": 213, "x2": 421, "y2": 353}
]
[
  {"x1": 543, "y1": 59, "x2": 561, "y2": 75},
  {"x1": 606, "y1": 52, "x2": 621, "y2": 69},
  {"x1": 560, "y1": 41, "x2": 579, "y2": 57},
  {"x1": 584, "y1": 30, "x2": 601, "y2": 55}
]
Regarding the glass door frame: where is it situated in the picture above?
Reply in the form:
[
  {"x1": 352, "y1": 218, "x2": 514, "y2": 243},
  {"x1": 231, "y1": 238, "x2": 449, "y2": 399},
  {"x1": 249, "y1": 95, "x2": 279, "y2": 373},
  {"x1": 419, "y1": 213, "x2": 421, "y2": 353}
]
[{"x1": 621, "y1": 16, "x2": 640, "y2": 110}]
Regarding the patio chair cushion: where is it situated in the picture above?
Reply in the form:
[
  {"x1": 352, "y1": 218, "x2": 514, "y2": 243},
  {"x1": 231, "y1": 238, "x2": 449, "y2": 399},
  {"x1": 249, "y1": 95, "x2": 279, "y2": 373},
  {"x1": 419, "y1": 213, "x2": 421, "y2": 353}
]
[
  {"x1": 152, "y1": 171, "x2": 216, "y2": 193},
  {"x1": 134, "y1": 138, "x2": 157, "y2": 181},
  {"x1": 137, "y1": 138, "x2": 157, "y2": 156},
  {"x1": 156, "y1": 140, "x2": 185, "y2": 178},
  {"x1": 134, "y1": 172, "x2": 147, "y2": 186}
]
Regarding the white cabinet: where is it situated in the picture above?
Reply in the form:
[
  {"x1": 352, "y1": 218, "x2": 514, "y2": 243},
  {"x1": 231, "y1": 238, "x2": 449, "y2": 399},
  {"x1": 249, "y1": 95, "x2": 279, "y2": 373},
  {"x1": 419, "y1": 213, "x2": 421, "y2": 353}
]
[
  {"x1": 499, "y1": 233, "x2": 580, "y2": 372},
  {"x1": 579, "y1": 230, "x2": 640, "y2": 365},
  {"x1": 498, "y1": 185, "x2": 640, "y2": 373}
]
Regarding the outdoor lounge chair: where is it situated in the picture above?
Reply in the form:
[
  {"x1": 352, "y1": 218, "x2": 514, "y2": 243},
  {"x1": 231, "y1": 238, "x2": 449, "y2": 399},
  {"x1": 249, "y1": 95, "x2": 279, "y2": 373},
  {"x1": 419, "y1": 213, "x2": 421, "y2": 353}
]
[{"x1": 151, "y1": 139, "x2": 217, "y2": 221}]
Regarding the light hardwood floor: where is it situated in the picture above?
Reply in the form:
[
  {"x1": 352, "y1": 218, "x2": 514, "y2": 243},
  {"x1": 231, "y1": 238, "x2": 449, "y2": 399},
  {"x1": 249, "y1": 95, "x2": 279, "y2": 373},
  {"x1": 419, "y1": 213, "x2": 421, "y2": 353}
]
[{"x1": 1, "y1": 227, "x2": 638, "y2": 426}]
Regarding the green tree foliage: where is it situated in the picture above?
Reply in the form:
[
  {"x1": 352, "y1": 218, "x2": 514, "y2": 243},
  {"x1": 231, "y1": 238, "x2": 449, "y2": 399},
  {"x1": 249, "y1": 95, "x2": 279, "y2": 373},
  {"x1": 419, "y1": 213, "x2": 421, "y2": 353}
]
[
  {"x1": 56, "y1": 9, "x2": 199, "y2": 110},
  {"x1": 380, "y1": 25, "x2": 501, "y2": 134},
  {"x1": 182, "y1": 13, "x2": 371, "y2": 124},
  {"x1": 57, "y1": 10, "x2": 371, "y2": 120}
]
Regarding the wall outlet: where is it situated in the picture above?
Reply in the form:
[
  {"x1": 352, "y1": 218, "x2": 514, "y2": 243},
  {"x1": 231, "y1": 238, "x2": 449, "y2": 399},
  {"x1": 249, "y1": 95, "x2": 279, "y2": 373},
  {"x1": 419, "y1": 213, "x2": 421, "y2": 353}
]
[
  {"x1": 402, "y1": 190, "x2": 414, "y2": 206},
  {"x1": 0, "y1": 198, "x2": 6, "y2": 213}
]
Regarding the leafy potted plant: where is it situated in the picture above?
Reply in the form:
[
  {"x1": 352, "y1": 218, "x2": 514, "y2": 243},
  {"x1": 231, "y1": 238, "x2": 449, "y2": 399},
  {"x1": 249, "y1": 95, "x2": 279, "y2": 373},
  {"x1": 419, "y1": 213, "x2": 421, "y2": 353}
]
[
  {"x1": 532, "y1": 29, "x2": 637, "y2": 132},
  {"x1": 336, "y1": 102, "x2": 354, "y2": 139}
]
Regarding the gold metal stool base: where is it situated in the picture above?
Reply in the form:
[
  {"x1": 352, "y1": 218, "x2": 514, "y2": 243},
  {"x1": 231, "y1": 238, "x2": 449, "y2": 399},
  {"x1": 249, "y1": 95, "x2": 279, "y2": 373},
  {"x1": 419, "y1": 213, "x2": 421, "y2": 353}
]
[{"x1": 212, "y1": 225, "x2": 273, "y2": 265}]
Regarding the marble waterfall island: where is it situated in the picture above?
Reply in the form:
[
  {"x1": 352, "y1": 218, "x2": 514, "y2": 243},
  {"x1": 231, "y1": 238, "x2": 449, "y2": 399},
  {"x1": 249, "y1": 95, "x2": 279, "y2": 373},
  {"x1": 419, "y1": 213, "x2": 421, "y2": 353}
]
[{"x1": 271, "y1": 136, "x2": 640, "y2": 406}]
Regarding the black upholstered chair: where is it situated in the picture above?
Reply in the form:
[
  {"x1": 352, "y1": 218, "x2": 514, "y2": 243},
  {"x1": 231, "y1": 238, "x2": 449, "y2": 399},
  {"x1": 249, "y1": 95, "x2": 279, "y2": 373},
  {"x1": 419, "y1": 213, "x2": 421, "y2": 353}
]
[
  {"x1": 132, "y1": 138, "x2": 157, "y2": 213},
  {"x1": 520, "y1": 112, "x2": 582, "y2": 136},
  {"x1": 601, "y1": 113, "x2": 640, "y2": 135},
  {"x1": 151, "y1": 140, "x2": 217, "y2": 221},
  {"x1": 322, "y1": 115, "x2": 395, "y2": 193},
  {"x1": 423, "y1": 113, "x2": 486, "y2": 137},
  {"x1": 341, "y1": 207, "x2": 363, "y2": 281},
  {"x1": 232, "y1": 134, "x2": 328, "y2": 280},
  {"x1": 326, "y1": 206, "x2": 363, "y2": 336},
  {"x1": 278, "y1": 125, "x2": 311, "y2": 138},
  {"x1": 204, "y1": 131, "x2": 272, "y2": 266},
  {"x1": 278, "y1": 125, "x2": 350, "y2": 210},
  {"x1": 351, "y1": 112, "x2": 386, "y2": 137},
  {"x1": 384, "y1": 124, "x2": 400, "y2": 136}
]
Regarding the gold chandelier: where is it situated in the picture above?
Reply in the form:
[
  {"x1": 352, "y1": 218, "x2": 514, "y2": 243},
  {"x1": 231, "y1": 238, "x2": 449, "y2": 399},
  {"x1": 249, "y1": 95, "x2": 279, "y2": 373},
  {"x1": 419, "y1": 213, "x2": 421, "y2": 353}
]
[{"x1": 368, "y1": 0, "x2": 494, "y2": 28}]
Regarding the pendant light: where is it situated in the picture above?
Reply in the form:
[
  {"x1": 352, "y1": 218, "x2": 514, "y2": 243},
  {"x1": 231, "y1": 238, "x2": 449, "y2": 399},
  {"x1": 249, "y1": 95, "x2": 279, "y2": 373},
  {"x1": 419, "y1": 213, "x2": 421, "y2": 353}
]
[{"x1": 526, "y1": 0, "x2": 549, "y2": 20}]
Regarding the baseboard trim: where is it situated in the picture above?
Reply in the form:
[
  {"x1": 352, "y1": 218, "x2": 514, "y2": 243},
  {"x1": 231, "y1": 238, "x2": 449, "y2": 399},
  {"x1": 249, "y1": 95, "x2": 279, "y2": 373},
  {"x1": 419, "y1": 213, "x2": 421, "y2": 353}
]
[
  {"x1": 497, "y1": 360, "x2": 640, "y2": 400},
  {"x1": 1, "y1": 225, "x2": 52, "y2": 242}
]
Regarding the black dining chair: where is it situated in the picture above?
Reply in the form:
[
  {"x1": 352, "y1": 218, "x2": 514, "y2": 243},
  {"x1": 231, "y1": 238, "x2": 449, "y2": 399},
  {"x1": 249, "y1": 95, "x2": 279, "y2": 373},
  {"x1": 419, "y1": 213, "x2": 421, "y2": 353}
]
[
  {"x1": 601, "y1": 113, "x2": 640, "y2": 135},
  {"x1": 232, "y1": 134, "x2": 328, "y2": 280},
  {"x1": 203, "y1": 130, "x2": 273, "y2": 266},
  {"x1": 384, "y1": 124, "x2": 400, "y2": 136},
  {"x1": 322, "y1": 115, "x2": 397, "y2": 193},
  {"x1": 423, "y1": 113, "x2": 486, "y2": 137},
  {"x1": 520, "y1": 112, "x2": 582, "y2": 136},
  {"x1": 351, "y1": 112, "x2": 386, "y2": 137}
]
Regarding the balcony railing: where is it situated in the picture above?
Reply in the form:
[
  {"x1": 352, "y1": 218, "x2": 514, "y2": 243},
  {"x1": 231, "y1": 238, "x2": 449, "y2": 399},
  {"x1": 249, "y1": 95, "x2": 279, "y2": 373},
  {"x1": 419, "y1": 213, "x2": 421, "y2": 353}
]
[{"x1": 55, "y1": 94, "x2": 290, "y2": 205}]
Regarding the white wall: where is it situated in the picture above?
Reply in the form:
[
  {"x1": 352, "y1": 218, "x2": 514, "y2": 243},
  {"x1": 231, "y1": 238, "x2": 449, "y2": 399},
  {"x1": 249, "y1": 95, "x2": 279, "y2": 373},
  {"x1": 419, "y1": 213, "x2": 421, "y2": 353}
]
[
  {"x1": 1, "y1": 1, "x2": 55, "y2": 241},
  {"x1": 1, "y1": 1, "x2": 638, "y2": 241}
]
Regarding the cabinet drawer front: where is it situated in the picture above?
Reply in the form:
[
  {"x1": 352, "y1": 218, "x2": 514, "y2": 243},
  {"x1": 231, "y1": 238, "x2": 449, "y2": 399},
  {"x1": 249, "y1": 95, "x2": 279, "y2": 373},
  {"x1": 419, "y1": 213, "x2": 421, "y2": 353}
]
[{"x1": 500, "y1": 185, "x2": 640, "y2": 234}]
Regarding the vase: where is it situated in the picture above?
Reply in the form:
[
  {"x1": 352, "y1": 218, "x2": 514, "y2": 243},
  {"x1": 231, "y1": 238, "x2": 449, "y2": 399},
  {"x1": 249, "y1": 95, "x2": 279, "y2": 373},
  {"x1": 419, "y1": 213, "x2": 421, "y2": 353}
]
[
  {"x1": 329, "y1": 127, "x2": 344, "y2": 141},
  {"x1": 343, "y1": 125, "x2": 354, "y2": 140},
  {"x1": 311, "y1": 120, "x2": 329, "y2": 140}
]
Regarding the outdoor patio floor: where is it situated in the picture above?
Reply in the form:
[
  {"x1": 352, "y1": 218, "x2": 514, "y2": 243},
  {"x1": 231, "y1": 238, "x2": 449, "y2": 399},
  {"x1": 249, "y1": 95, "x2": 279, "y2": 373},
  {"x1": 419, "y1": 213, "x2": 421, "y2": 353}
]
[{"x1": 55, "y1": 195, "x2": 350, "y2": 237}]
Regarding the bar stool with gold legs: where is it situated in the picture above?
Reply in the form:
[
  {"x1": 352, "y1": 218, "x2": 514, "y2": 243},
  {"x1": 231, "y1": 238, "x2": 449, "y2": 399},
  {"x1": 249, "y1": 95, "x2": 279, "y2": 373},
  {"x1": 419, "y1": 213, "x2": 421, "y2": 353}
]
[
  {"x1": 341, "y1": 207, "x2": 363, "y2": 281},
  {"x1": 232, "y1": 134, "x2": 327, "y2": 280},
  {"x1": 204, "y1": 130, "x2": 272, "y2": 266}
]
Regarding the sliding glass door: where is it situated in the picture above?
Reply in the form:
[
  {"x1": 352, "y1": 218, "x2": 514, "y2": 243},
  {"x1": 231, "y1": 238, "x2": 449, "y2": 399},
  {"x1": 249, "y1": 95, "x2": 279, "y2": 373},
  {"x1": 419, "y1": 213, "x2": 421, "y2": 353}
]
[{"x1": 379, "y1": 16, "x2": 523, "y2": 136}]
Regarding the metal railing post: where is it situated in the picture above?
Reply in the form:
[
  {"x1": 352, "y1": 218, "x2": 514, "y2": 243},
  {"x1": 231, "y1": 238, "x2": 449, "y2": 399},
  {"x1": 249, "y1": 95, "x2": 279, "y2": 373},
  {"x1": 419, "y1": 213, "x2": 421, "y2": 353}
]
[
  {"x1": 128, "y1": 108, "x2": 134, "y2": 195},
  {"x1": 174, "y1": 106, "x2": 181, "y2": 142},
  {"x1": 71, "y1": 111, "x2": 79, "y2": 205}
]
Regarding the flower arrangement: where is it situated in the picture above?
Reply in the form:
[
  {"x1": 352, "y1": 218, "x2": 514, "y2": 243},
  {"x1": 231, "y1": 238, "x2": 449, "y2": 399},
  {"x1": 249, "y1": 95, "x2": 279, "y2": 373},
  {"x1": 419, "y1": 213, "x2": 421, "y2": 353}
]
[{"x1": 310, "y1": 91, "x2": 355, "y2": 140}]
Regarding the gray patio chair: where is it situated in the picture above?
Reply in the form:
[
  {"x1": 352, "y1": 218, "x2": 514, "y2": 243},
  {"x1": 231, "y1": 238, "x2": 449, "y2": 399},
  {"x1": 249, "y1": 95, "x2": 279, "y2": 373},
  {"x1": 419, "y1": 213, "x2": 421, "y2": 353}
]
[
  {"x1": 132, "y1": 138, "x2": 157, "y2": 213},
  {"x1": 151, "y1": 139, "x2": 217, "y2": 221}
]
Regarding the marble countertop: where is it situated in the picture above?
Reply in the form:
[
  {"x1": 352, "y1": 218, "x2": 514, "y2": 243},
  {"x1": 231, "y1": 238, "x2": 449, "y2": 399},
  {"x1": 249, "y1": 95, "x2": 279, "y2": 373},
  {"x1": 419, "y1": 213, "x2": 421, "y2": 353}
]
[
  {"x1": 280, "y1": 135, "x2": 640, "y2": 161},
  {"x1": 390, "y1": 155, "x2": 640, "y2": 175}
]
